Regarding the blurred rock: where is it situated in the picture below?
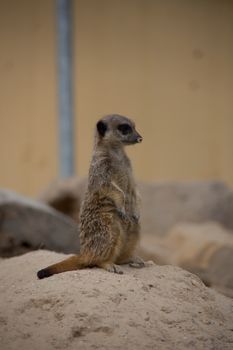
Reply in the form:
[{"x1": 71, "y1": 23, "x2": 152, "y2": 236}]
[
  {"x1": 39, "y1": 177, "x2": 87, "y2": 223},
  {"x1": 138, "y1": 180, "x2": 233, "y2": 235},
  {"x1": 39, "y1": 178, "x2": 233, "y2": 235},
  {"x1": 0, "y1": 189, "x2": 79, "y2": 257},
  {"x1": 208, "y1": 246, "x2": 233, "y2": 297},
  {"x1": 163, "y1": 222, "x2": 233, "y2": 265},
  {"x1": 137, "y1": 235, "x2": 171, "y2": 266},
  {"x1": 139, "y1": 222, "x2": 233, "y2": 298}
]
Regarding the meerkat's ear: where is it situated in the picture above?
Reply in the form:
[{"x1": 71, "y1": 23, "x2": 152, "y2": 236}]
[{"x1": 97, "y1": 120, "x2": 107, "y2": 137}]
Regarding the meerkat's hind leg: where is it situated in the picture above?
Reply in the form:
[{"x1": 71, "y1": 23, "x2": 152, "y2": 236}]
[{"x1": 97, "y1": 261, "x2": 124, "y2": 274}]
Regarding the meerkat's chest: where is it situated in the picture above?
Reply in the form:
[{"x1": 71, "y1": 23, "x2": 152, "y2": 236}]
[
  {"x1": 112, "y1": 162, "x2": 132, "y2": 189},
  {"x1": 109, "y1": 150, "x2": 135, "y2": 195}
]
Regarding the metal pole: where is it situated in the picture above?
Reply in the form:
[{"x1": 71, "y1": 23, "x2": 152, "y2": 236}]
[{"x1": 57, "y1": 0, "x2": 75, "y2": 177}]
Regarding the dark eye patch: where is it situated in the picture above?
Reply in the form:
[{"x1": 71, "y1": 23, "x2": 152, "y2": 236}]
[
  {"x1": 97, "y1": 120, "x2": 107, "y2": 137},
  {"x1": 118, "y1": 123, "x2": 132, "y2": 135}
]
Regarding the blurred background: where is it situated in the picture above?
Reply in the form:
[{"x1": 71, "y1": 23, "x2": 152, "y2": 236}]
[
  {"x1": 1, "y1": 0, "x2": 233, "y2": 300},
  {"x1": 0, "y1": 0, "x2": 233, "y2": 197}
]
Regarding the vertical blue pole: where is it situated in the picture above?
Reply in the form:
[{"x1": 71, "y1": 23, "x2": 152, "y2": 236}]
[{"x1": 57, "y1": 0, "x2": 75, "y2": 177}]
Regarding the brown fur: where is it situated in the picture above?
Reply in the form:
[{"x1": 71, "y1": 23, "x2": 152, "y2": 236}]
[{"x1": 37, "y1": 114, "x2": 144, "y2": 279}]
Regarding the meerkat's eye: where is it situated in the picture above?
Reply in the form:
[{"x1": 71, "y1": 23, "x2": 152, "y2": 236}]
[{"x1": 118, "y1": 123, "x2": 132, "y2": 135}]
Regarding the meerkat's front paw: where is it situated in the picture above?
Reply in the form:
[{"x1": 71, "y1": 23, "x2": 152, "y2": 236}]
[
  {"x1": 129, "y1": 256, "x2": 145, "y2": 268},
  {"x1": 116, "y1": 208, "x2": 128, "y2": 222},
  {"x1": 131, "y1": 214, "x2": 140, "y2": 224}
]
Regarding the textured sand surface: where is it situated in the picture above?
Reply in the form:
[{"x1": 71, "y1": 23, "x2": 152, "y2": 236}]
[{"x1": 0, "y1": 251, "x2": 233, "y2": 350}]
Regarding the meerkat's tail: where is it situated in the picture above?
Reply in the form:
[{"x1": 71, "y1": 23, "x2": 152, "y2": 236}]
[{"x1": 37, "y1": 254, "x2": 89, "y2": 279}]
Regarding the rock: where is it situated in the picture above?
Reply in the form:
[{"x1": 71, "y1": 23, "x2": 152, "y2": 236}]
[
  {"x1": 39, "y1": 178, "x2": 233, "y2": 235},
  {"x1": 208, "y1": 246, "x2": 233, "y2": 298},
  {"x1": 0, "y1": 250, "x2": 232, "y2": 350},
  {"x1": 163, "y1": 222, "x2": 233, "y2": 266},
  {"x1": 138, "y1": 180, "x2": 233, "y2": 235},
  {"x1": 139, "y1": 222, "x2": 233, "y2": 298},
  {"x1": 0, "y1": 189, "x2": 79, "y2": 257},
  {"x1": 38, "y1": 177, "x2": 87, "y2": 223},
  {"x1": 137, "y1": 234, "x2": 171, "y2": 265}
]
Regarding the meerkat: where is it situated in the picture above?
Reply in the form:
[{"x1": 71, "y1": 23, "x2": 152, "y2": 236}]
[{"x1": 37, "y1": 114, "x2": 145, "y2": 279}]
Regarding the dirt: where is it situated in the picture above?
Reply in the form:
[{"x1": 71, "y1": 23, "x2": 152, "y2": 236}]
[{"x1": 0, "y1": 250, "x2": 233, "y2": 350}]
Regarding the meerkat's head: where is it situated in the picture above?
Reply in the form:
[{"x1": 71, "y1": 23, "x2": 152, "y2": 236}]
[{"x1": 96, "y1": 114, "x2": 142, "y2": 146}]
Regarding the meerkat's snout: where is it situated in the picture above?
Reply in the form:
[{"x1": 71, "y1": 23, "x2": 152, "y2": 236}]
[
  {"x1": 135, "y1": 131, "x2": 143, "y2": 143},
  {"x1": 136, "y1": 135, "x2": 143, "y2": 143}
]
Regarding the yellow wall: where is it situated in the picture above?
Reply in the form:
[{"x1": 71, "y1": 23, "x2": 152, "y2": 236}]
[
  {"x1": 74, "y1": 0, "x2": 233, "y2": 186},
  {"x1": 0, "y1": 0, "x2": 233, "y2": 197},
  {"x1": 0, "y1": 0, "x2": 58, "y2": 196}
]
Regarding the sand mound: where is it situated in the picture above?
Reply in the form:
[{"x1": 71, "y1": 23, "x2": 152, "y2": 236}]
[{"x1": 1, "y1": 251, "x2": 233, "y2": 350}]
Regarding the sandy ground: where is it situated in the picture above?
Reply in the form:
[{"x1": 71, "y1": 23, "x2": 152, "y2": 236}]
[{"x1": 0, "y1": 251, "x2": 233, "y2": 350}]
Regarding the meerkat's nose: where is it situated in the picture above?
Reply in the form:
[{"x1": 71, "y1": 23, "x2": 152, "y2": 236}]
[{"x1": 137, "y1": 135, "x2": 143, "y2": 143}]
